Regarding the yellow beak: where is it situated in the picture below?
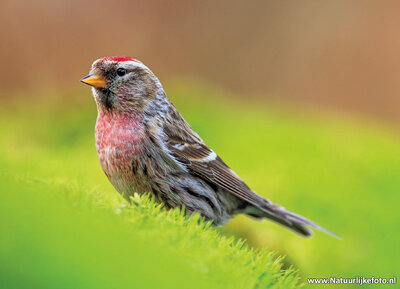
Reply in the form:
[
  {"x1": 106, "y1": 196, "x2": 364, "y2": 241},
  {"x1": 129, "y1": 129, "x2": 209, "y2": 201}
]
[{"x1": 80, "y1": 73, "x2": 107, "y2": 88}]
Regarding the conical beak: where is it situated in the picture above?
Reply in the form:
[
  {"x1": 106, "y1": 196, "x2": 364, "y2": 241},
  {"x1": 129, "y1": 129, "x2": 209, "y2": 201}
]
[{"x1": 80, "y1": 73, "x2": 107, "y2": 88}]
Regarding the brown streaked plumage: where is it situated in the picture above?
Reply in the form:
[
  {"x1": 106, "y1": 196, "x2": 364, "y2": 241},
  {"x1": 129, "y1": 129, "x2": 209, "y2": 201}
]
[{"x1": 80, "y1": 56, "x2": 340, "y2": 238}]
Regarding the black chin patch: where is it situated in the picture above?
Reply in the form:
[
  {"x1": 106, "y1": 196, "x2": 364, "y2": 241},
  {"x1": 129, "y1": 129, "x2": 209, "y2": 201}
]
[{"x1": 98, "y1": 88, "x2": 113, "y2": 110}]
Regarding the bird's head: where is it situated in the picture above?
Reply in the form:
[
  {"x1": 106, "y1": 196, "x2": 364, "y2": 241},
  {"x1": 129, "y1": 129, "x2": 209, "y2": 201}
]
[{"x1": 80, "y1": 56, "x2": 162, "y2": 113}]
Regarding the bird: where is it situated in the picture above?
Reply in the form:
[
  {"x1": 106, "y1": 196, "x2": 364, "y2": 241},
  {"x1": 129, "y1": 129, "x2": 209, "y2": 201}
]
[{"x1": 80, "y1": 56, "x2": 339, "y2": 238}]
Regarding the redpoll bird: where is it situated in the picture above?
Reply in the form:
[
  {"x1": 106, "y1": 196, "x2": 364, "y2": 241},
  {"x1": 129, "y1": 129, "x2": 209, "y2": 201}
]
[{"x1": 80, "y1": 56, "x2": 338, "y2": 237}]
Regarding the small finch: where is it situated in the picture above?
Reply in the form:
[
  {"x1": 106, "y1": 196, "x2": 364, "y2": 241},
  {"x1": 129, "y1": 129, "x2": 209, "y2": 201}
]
[{"x1": 81, "y1": 56, "x2": 338, "y2": 237}]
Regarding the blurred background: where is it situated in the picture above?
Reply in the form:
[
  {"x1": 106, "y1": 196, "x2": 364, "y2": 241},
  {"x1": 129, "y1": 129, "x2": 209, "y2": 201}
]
[
  {"x1": 2, "y1": 0, "x2": 400, "y2": 124},
  {"x1": 1, "y1": 1, "x2": 399, "y2": 288}
]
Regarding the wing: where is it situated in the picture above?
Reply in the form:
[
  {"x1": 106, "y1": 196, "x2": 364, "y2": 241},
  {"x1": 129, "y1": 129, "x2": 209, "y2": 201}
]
[{"x1": 160, "y1": 114, "x2": 269, "y2": 209}]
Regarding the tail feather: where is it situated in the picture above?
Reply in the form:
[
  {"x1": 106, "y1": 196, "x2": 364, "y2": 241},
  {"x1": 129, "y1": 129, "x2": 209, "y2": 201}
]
[
  {"x1": 245, "y1": 202, "x2": 341, "y2": 239},
  {"x1": 284, "y1": 209, "x2": 341, "y2": 238}
]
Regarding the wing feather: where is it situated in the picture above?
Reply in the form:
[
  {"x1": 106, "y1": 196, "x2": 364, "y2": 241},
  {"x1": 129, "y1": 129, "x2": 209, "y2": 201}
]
[{"x1": 162, "y1": 120, "x2": 269, "y2": 209}]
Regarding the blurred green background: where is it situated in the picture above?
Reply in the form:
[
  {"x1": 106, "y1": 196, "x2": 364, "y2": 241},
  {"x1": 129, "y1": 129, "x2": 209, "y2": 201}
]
[{"x1": 1, "y1": 1, "x2": 400, "y2": 288}]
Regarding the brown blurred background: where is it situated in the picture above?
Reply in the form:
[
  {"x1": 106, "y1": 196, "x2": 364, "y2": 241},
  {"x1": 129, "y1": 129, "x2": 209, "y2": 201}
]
[{"x1": 1, "y1": 0, "x2": 400, "y2": 123}]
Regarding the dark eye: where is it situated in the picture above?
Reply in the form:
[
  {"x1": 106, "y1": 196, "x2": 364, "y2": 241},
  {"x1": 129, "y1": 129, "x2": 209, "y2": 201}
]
[{"x1": 117, "y1": 68, "x2": 126, "y2": 76}]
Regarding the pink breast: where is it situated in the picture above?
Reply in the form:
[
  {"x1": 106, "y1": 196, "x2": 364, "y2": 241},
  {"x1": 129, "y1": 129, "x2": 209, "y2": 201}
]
[{"x1": 95, "y1": 112, "x2": 145, "y2": 180}]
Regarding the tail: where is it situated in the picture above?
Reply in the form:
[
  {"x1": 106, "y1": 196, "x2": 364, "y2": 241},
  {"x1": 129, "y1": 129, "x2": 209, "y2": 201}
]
[{"x1": 245, "y1": 202, "x2": 341, "y2": 238}]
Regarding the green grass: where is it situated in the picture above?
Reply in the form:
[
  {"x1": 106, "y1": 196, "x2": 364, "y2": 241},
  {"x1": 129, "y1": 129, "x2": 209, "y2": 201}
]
[
  {"x1": 0, "y1": 174, "x2": 298, "y2": 289},
  {"x1": 1, "y1": 82, "x2": 399, "y2": 288}
]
